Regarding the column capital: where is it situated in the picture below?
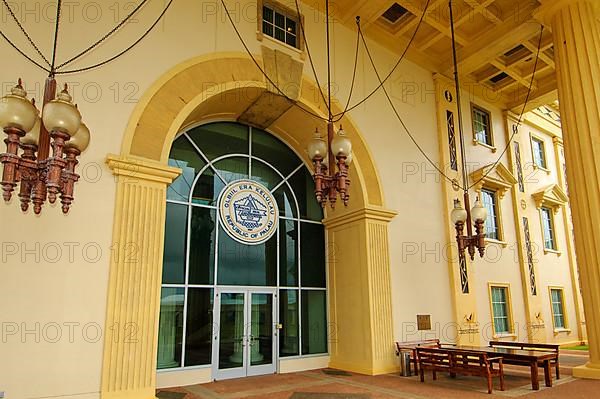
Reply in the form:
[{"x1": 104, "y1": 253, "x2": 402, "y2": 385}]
[
  {"x1": 106, "y1": 154, "x2": 181, "y2": 184},
  {"x1": 322, "y1": 206, "x2": 397, "y2": 228},
  {"x1": 536, "y1": 0, "x2": 599, "y2": 25}
]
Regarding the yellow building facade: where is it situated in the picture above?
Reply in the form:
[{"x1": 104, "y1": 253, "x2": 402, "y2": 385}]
[{"x1": 0, "y1": 1, "x2": 599, "y2": 398}]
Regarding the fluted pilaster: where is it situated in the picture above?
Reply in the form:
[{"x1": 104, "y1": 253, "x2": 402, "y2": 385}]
[
  {"x1": 101, "y1": 155, "x2": 181, "y2": 398},
  {"x1": 539, "y1": 0, "x2": 600, "y2": 379}
]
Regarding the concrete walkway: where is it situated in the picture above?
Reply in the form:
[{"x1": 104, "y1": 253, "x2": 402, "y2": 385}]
[{"x1": 157, "y1": 351, "x2": 597, "y2": 399}]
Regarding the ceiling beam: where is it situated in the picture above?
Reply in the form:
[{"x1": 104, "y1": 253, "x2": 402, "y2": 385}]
[
  {"x1": 441, "y1": 2, "x2": 540, "y2": 76},
  {"x1": 395, "y1": 0, "x2": 469, "y2": 46},
  {"x1": 506, "y1": 74, "x2": 558, "y2": 113}
]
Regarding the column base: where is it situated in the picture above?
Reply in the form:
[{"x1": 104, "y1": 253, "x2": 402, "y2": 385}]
[
  {"x1": 573, "y1": 363, "x2": 600, "y2": 379},
  {"x1": 101, "y1": 387, "x2": 157, "y2": 399},
  {"x1": 328, "y1": 359, "x2": 399, "y2": 376}
]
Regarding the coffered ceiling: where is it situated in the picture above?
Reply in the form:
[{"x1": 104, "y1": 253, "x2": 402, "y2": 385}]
[{"x1": 302, "y1": 0, "x2": 560, "y2": 112}]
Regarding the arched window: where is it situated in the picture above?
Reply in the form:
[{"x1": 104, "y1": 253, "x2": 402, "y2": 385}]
[{"x1": 158, "y1": 122, "x2": 328, "y2": 373}]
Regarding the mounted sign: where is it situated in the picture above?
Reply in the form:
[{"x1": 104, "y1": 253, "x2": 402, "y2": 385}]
[{"x1": 218, "y1": 179, "x2": 279, "y2": 245}]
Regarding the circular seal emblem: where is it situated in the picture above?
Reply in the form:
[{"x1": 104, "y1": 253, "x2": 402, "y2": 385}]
[{"x1": 218, "y1": 179, "x2": 279, "y2": 245}]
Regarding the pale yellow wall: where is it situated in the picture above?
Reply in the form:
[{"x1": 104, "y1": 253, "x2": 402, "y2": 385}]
[
  {"x1": 518, "y1": 119, "x2": 583, "y2": 345},
  {"x1": 0, "y1": 0, "x2": 584, "y2": 397}
]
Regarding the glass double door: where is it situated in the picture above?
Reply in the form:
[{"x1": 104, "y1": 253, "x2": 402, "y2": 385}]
[{"x1": 213, "y1": 288, "x2": 277, "y2": 380}]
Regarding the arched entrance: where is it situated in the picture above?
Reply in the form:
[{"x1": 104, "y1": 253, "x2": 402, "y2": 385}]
[
  {"x1": 158, "y1": 121, "x2": 328, "y2": 380},
  {"x1": 101, "y1": 53, "x2": 397, "y2": 399}
]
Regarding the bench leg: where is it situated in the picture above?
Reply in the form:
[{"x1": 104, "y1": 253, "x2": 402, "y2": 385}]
[
  {"x1": 499, "y1": 363, "x2": 505, "y2": 391},
  {"x1": 531, "y1": 362, "x2": 540, "y2": 390},
  {"x1": 487, "y1": 374, "x2": 493, "y2": 394},
  {"x1": 556, "y1": 360, "x2": 561, "y2": 380},
  {"x1": 420, "y1": 368, "x2": 425, "y2": 383},
  {"x1": 433, "y1": 370, "x2": 437, "y2": 381},
  {"x1": 544, "y1": 360, "x2": 553, "y2": 387}
]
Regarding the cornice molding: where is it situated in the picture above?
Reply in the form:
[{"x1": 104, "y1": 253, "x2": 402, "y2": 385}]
[
  {"x1": 470, "y1": 163, "x2": 517, "y2": 199},
  {"x1": 532, "y1": 184, "x2": 568, "y2": 213},
  {"x1": 323, "y1": 206, "x2": 398, "y2": 228},
  {"x1": 106, "y1": 154, "x2": 182, "y2": 184}
]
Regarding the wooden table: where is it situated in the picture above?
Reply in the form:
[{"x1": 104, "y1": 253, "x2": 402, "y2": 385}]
[{"x1": 440, "y1": 345, "x2": 557, "y2": 390}]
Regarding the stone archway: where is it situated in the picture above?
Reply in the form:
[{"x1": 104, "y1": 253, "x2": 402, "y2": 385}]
[{"x1": 101, "y1": 52, "x2": 397, "y2": 399}]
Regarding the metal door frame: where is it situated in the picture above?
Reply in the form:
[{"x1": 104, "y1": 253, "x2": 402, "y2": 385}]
[{"x1": 212, "y1": 287, "x2": 277, "y2": 380}]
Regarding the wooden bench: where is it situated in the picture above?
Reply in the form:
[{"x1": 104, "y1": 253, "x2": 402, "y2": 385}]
[
  {"x1": 395, "y1": 339, "x2": 441, "y2": 375},
  {"x1": 417, "y1": 347, "x2": 505, "y2": 394},
  {"x1": 489, "y1": 341, "x2": 560, "y2": 379}
]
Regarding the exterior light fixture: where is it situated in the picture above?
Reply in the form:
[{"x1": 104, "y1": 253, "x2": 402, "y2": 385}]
[
  {"x1": 307, "y1": 123, "x2": 352, "y2": 208},
  {"x1": 451, "y1": 196, "x2": 487, "y2": 261},
  {"x1": 447, "y1": 0, "x2": 487, "y2": 261},
  {"x1": 0, "y1": 77, "x2": 90, "y2": 214},
  {"x1": 306, "y1": 0, "x2": 353, "y2": 208}
]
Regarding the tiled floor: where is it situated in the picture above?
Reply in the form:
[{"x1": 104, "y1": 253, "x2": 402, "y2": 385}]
[{"x1": 157, "y1": 351, "x2": 597, "y2": 399}]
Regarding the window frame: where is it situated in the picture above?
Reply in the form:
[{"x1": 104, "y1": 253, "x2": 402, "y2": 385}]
[
  {"x1": 548, "y1": 286, "x2": 570, "y2": 332},
  {"x1": 258, "y1": 0, "x2": 304, "y2": 52},
  {"x1": 471, "y1": 103, "x2": 496, "y2": 151},
  {"x1": 530, "y1": 134, "x2": 549, "y2": 171},
  {"x1": 481, "y1": 188, "x2": 504, "y2": 243},
  {"x1": 540, "y1": 206, "x2": 558, "y2": 252},
  {"x1": 488, "y1": 283, "x2": 515, "y2": 337}
]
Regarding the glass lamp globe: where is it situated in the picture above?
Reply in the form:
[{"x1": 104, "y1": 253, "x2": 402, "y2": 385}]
[
  {"x1": 471, "y1": 197, "x2": 488, "y2": 223},
  {"x1": 42, "y1": 84, "x2": 81, "y2": 136},
  {"x1": 21, "y1": 116, "x2": 41, "y2": 146},
  {"x1": 344, "y1": 151, "x2": 353, "y2": 165},
  {"x1": 0, "y1": 80, "x2": 38, "y2": 132},
  {"x1": 450, "y1": 199, "x2": 468, "y2": 224},
  {"x1": 330, "y1": 126, "x2": 352, "y2": 157},
  {"x1": 65, "y1": 122, "x2": 90, "y2": 152},
  {"x1": 307, "y1": 129, "x2": 327, "y2": 161}
]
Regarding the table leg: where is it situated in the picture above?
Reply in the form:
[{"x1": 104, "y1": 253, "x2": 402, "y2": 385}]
[
  {"x1": 544, "y1": 360, "x2": 552, "y2": 387},
  {"x1": 530, "y1": 362, "x2": 540, "y2": 390}
]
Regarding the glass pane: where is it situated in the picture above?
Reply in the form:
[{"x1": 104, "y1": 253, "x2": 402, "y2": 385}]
[
  {"x1": 262, "y1": 21, "x2": 273, "y2": 37},
  {"x1": 251, "y1": 160, "x2": 283, "y2": 190},
  {"x1": 286, "y1": 33, "x2": 297, "y2": 48},
  {"x1": 157, "y1": 287, "x2": 184, "y2": 369},
  {"x1": 250, "y1": 293, "x2": 273, "y2": 366},
  {"x1": 273, "y1": 183, "x2": 298, "y2": 218},
  {"x1": 187, "y1": 122, "x2": 249, "y2": 161},
  {"x1": 191, "y1": 167, "x2": 222, "y2": 206},
  {"x1": 184, "y1": 288, "x2": 214, "y2": 366},
  {"x1": 279, "y1": 290, "x2": 299, "y2": 357},
  {"x1": 280, "y1": 220, "x2": 299, "y2": 286},
  {"x1": 301, "y1": 223, "x2": 326, "y2": 287},
  {"x1": 495, "y1": 317, "x2": 508, "y2": 334},
  {"x1": 218, "y1": 292, "x2": 245, "y2": 369},
  {"x1": 551, "y1": 289, "x2": 560, "y2": 302},
  {"x1": 189, "y1": 208, "x2": 216, "y2": 284},
  {"x1": 168, "y1": 136, "x2": 206, "y2": 201},
  {"x1": 275, "y1": 27, "x2": 285, "y2": 42},
  {"x1": 286, "y1": 18, "x2": 296, "y2": 35},
  {"x1": 274, "y1": 12, "x2": 285, "y2": 28},
  {"x1": 162, "y1": 203, "x2": 187, "y2": 284},
  {"x1": 263, "y1": 6, "x2": 273, "y2": 22},
  {"x1": 252, "y1": 128, "x2": 302, "y2": 178},
  {"x1": 288, "y1": 167, "x2": 323, "y2": 221},
  {"x1": 214, "y1": 157, "x2": 249, "y2": 184},
  {"x1": 301, "y1": 290, "x2": 327, "y2": 354},
  {"x1": 217, "y1": 226, "x2": 277, "y2": 286}
]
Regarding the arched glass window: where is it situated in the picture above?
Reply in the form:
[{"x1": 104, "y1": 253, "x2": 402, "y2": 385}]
[{"x1": 158, "y1": 122, "x2": 328, "y2": 371}]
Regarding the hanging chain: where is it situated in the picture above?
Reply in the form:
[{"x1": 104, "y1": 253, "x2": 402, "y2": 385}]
[{"x1": 1, "y1": 0, "x2": 51, "y2": 67}]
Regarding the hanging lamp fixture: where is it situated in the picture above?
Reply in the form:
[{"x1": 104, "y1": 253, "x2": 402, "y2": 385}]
[
  {"x1": 447, "y1": 0, "x2": 487, "y2": 261},
  {"x1": 306, "y1": 0, "x2": 353, "y2": 208},
  {"x1": 0, "y1": 1, "x2": 91, "y2": 214},
  {"x1": 0, "y1": 77, "x2": 90, "y2": 214}
]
